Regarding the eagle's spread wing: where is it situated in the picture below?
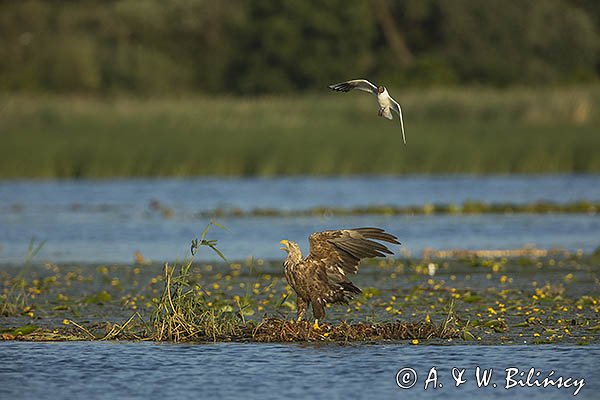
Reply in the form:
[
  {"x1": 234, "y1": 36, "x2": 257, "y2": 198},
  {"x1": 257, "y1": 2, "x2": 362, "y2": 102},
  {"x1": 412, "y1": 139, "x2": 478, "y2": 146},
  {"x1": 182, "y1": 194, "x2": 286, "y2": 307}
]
[
  {"x1": 328, "y1": 79, "x2": 378, "y2": 95},
  {"x1": 390, "y1": 97, "x2": 406, "y2": 145},
  {"x1": 307, "y1": 228, "x2": 400, "y2": 285}
]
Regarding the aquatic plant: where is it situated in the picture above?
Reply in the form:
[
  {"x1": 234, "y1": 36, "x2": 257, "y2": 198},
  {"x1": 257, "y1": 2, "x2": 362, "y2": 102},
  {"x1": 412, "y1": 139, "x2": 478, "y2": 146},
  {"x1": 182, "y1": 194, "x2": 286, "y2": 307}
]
[
  {"x1": 151, "y1": 223, "x2": 242, "y2": 342},
  {"x1": 0, "y1": 278, "x2": 29, "y2": 317},
  {"x1": 0, "y1": 239, "x2": 46, "y2": 316}
]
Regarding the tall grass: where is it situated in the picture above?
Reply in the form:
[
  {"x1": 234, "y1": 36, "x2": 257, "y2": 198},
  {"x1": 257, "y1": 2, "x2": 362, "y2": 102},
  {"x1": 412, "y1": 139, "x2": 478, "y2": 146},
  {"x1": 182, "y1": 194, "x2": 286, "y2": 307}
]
[
  {"x1": 151, "y1": 222, "x2": 243, "y2": 342},
  {"x1": 151, "y1": 261, "x2": 242, "y2": 342},
  {"x1": 1, "y1": 86, "x2": 599, "y2": 177},
  {"x1": 0, "y1": 239, "x2": 45, "y2": 316}
]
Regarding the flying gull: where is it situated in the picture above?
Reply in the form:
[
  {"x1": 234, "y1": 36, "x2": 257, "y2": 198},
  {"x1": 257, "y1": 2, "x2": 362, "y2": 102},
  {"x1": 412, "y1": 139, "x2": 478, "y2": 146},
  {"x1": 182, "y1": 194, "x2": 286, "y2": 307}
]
[{"x1": 329, "y1": 79, "x2": 406, "y2": 145}]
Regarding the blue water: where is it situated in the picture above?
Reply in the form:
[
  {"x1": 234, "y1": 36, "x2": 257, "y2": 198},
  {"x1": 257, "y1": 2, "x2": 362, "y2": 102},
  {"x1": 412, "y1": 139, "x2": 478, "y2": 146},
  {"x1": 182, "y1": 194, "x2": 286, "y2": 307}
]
[
  {"x1": 1, "y1": 177, "x2": 599, "y2": 400},
  {"x1": 0, "y1": 342, "x2": 597, "y2": 399},
  {"x1": 1, "y1": 175, "x2": 599, "y2": 263}
]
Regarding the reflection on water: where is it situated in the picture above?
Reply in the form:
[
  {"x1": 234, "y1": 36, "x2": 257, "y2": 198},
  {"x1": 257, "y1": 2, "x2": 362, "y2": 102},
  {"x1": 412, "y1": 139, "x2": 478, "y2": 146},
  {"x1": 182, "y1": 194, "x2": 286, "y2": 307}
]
[
  {"x1": 0, "y1": 175, "x2": 599, "y2": 263},
  {"x1": 0, "y1": 342, "x2": 598, "y2": 400}
]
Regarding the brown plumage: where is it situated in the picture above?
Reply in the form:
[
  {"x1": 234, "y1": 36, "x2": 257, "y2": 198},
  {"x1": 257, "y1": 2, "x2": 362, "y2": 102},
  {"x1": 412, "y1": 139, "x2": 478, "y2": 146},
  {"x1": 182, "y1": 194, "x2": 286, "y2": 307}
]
[{"x1": 279, "y1": 227, "x2": 400, "y2": 321}]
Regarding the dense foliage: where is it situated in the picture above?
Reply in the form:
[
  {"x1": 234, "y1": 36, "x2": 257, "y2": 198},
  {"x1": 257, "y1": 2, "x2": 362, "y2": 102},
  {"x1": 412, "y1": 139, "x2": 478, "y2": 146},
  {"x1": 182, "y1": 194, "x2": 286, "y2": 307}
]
[{"x1": 1, "y1": 0, "x2": 598, "y2": 94}]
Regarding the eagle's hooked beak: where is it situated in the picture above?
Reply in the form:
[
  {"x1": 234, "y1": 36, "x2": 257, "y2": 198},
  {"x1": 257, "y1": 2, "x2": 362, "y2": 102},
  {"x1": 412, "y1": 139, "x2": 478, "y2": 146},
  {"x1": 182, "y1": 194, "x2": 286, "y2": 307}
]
[{"x1": 279, "y1": 239, "x2": 289, "y2": 251}]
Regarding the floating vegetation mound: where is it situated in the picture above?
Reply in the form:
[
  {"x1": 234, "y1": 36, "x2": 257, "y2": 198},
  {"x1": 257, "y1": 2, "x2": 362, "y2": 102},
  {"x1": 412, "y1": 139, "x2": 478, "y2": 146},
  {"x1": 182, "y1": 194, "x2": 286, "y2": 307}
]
[
  {"x1": 149, "y1": 246, "x2": 459, "y2": 343},
  {"x1": 1, "y1": 317, "x2": 459, "y2": 343},
  {"x1": 248, "y1": 318, "x2": 458, "y2": 343}
]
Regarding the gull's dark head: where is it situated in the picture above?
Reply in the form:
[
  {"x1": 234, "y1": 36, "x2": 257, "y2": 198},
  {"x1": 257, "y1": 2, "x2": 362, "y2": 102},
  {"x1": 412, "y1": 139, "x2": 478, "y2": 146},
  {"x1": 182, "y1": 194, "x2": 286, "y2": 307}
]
[{"x1": 377, "y1": 86, "x2": 385, "y2": 94}]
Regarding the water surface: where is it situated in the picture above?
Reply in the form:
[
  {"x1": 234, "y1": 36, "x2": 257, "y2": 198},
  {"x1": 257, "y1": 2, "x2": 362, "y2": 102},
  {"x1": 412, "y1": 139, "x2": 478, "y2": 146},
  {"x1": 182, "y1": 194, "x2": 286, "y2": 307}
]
[
  {"x1": 1, "y1": 175, "x2": 598, "y2": 263},
  {"x1": 0, "y1": 342, "x2": 597, "y2": 399}
]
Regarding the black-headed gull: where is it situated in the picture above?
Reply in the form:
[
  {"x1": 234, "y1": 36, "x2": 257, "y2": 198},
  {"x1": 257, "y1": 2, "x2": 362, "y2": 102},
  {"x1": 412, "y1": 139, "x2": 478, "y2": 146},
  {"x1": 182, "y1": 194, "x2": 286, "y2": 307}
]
[{"x1": 328, "y1": 79, "x2": 406, "y2": 145}]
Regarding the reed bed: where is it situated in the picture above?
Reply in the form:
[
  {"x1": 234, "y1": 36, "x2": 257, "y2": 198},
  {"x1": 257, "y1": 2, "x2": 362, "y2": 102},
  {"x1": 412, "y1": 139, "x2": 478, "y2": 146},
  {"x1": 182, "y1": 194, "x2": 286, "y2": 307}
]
[
  {"x1": 196, "y1": 201, "x2": 600, "y2": 218},
  {"x1": 1, "y1": 86, "x2": 599, "y2": 177}
]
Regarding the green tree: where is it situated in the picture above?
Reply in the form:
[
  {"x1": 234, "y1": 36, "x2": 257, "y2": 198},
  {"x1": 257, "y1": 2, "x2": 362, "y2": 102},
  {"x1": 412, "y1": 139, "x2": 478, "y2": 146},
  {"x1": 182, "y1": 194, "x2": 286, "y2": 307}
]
[
  {"x1": 224, "y1": 0, "x2": 375, "y2": 93},
  {"x1": 0, "y1": 0, "x2": 598, "y2": 93},
  {"x1": 436, "y1": 0, "x2": 599, "y2": 85}
]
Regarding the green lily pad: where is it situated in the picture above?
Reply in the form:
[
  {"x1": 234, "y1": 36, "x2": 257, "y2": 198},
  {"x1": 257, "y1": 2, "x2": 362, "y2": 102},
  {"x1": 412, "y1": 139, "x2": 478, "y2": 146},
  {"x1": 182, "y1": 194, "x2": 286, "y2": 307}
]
[{"x1": 13, "y1": 324, "x2": 38, "y2": 336}]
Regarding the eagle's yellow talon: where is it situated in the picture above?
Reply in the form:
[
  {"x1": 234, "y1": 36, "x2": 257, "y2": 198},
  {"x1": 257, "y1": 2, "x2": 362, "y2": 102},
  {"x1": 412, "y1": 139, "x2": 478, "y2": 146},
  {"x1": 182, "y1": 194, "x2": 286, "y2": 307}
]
[{"x1": 313, "y1": 319, "x2": 320, "y2": 330}]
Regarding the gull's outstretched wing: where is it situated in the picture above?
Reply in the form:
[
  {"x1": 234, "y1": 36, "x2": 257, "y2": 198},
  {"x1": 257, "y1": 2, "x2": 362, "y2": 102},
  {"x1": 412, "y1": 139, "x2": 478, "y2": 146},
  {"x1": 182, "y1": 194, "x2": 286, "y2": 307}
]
[
  {"x1": 390, "y1": 97, "x2": 406, "y2": 145},
  {"x1": 328, "y1": 79, "x2": 378, "y2": 95}
]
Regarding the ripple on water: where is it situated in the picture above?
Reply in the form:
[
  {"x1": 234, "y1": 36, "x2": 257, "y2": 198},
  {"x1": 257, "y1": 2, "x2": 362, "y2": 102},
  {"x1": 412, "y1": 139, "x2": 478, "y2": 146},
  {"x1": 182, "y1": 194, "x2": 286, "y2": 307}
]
[{"x1": 0, "y1": 342, "x2": 598, "y2": 399}]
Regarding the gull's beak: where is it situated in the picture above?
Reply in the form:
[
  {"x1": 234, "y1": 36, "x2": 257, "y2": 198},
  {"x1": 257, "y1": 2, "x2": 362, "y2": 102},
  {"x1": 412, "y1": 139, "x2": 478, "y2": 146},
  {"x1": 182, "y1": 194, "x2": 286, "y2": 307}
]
[{"x1": 279, "y1": 239, "x2": 289, "y2": 251}]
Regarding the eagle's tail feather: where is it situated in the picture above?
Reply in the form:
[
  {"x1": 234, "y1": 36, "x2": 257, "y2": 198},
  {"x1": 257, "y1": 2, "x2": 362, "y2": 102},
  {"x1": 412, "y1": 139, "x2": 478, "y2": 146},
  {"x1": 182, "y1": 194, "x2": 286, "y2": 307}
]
[
  {"x1": 325, "y1": 281, "x2": 362, "y2": 305},
  {"x1": 340, "y1": 281, "x2": 362, "y2": 295}
]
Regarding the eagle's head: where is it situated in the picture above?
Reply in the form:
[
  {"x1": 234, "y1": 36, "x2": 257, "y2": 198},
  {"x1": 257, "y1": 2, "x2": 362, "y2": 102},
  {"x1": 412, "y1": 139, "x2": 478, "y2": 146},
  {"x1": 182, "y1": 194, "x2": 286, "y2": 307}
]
[
  {"x1": 279, "y1": 239, "x2": 297, "y2": 252},
  {"x1": 280, "y1": 240, "x2": 302, "y2": 263},
  {"x1": 279, "y1": 239, "x2": 302, "y2": 258}
]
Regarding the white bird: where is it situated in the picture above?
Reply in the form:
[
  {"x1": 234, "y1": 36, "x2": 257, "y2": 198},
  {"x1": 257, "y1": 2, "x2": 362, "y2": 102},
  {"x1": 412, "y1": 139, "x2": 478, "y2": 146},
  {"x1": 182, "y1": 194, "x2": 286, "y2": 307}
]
[{"x1": 328, "y1": 79, "x2": 406, "y2": 145}]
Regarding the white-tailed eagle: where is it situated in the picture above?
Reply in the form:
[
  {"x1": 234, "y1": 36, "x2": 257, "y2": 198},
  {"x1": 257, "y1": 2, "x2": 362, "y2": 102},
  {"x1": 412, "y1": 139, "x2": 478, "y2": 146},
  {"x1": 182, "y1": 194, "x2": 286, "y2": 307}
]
[{"x1": 280, "y1": 227, "x2": 400, "y2": 322}]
